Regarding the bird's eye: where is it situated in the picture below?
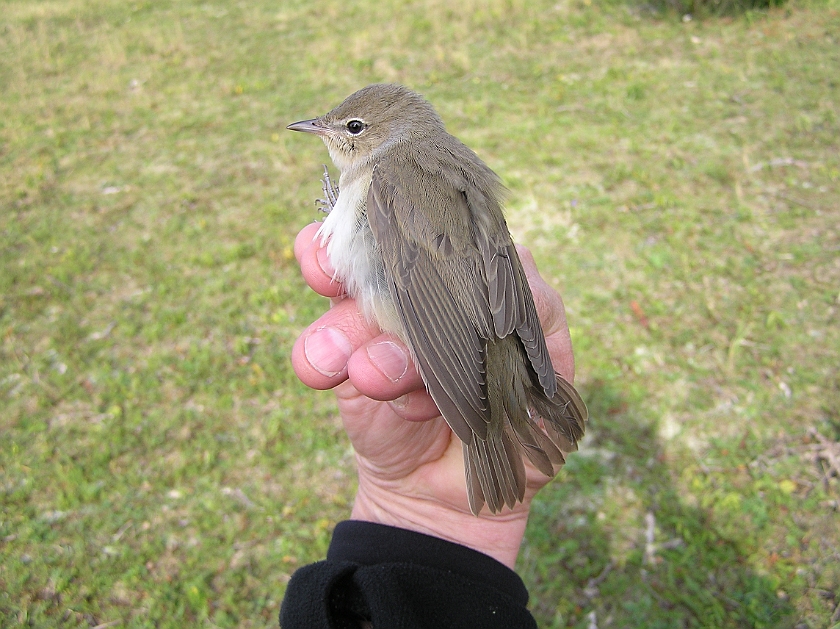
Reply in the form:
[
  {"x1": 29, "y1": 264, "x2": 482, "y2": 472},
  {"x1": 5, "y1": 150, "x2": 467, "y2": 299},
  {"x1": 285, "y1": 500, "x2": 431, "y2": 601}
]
[{"x1": 346, "y1": 120, "x2": 365, "y2": 135}]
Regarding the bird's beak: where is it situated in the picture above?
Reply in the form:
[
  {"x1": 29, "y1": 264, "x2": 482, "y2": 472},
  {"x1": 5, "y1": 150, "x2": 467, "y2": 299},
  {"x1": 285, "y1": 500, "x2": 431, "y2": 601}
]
[{"x1": 287, "y1": 118, "x2": 326, "y2": 135}]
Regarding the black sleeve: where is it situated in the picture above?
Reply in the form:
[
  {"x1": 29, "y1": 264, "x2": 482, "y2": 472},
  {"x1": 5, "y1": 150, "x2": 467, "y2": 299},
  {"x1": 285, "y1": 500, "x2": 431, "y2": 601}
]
[{"x1": 279, "y1": 520, "x2": 537, "y2": 629}]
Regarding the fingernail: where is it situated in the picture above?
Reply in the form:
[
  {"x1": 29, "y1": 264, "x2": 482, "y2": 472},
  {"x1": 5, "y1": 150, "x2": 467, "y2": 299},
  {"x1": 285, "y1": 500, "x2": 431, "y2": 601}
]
[
  {"x1": 367, "y1": 341, "x2": 409, "y2": 383},
  {"x1": 390, "y1": 394, "x2": 409, "y2": 411},
  {"x1": 304, "y1": 327, "x2": 352, "y2": 377},
  {"x1": 316, "y1": 246, "x2": 335, "y2": 278}
]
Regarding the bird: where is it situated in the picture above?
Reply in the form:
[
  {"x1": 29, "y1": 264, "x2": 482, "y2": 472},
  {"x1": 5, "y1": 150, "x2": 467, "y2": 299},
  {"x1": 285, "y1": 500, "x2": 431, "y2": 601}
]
[{"x1": 287, "y1": 84, "x2": 587, "y2": 515}]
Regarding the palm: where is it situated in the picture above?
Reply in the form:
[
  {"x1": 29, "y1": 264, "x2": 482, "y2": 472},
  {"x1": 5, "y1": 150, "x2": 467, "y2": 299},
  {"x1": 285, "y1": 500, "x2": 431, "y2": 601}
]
[{"x1": 333, "y1": 377, "x2": 472, "y2": 511}]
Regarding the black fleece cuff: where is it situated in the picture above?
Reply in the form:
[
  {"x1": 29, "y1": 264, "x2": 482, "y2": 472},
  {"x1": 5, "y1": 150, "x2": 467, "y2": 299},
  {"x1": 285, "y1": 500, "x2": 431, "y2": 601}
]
[{"x1": 280, "y1": 520, "x2": 536, "y2": 629}]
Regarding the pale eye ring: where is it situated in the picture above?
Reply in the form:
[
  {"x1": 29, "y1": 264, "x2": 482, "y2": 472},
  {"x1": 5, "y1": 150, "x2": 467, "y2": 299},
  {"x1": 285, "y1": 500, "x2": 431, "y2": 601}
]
[{"x1": 346, "y1": 120, "x2": 365, "y2": 135}]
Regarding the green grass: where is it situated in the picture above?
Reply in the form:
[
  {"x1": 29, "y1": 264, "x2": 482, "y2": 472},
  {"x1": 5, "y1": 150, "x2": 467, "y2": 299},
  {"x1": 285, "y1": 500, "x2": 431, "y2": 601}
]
[{"x1": 2, "y1": 0, "x2": 839, "y2": 627}]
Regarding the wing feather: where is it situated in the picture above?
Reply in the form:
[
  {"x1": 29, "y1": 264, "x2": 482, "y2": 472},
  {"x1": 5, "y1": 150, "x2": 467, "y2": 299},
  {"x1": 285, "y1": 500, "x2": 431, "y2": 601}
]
[
  {"x1": 513, "y1": 261, "x2": 557, "y2": 397},
  {"x1": 367, "y1": 166, "x2": 492, "y2": 442}
]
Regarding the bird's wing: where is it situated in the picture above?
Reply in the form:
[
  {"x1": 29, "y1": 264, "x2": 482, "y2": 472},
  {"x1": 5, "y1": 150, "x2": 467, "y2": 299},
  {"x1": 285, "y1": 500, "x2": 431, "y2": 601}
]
[
  {"x1": 367, "y1": 162, "x2": 495, "y2": 443},
  {"x1": 475, "y1": 227, "x2": 557, "y2": 397}
]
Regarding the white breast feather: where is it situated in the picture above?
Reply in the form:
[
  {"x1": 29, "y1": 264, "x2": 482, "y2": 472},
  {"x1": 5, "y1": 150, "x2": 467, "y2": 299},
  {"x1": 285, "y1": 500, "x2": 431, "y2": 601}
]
[{"x1": 316, "y1": 172, "x2": 401, "y2": 335}]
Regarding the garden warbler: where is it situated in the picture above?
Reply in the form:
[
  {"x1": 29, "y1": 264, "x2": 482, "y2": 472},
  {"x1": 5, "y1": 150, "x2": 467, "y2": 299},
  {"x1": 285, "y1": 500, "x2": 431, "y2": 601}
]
[{"x1": 287, "y1": 84, "x2": 587, "y2": 515}]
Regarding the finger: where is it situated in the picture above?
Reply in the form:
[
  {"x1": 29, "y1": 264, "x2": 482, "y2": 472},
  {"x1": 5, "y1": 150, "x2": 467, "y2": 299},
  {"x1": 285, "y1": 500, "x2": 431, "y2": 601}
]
[
  {"x1": 545, "y1": 332, "x2": 575, "y2": 383},
  {"x1": 292, "y1": 296, "x2": 380, "y2": 390},
  {"x1": 295, "y1": 223, "x2": 345, "y2": 298},
  {"x1": 347, "y1": 335, "x2": 426, "y2": 402},
  {"x1": 348, "y1": 337, "x2": 442, "y2": 421},
  {"x1": 294, "y1": 222, "x2": 320, "y2": 262},
  {"x1": 388, "y1": 390, "x2": 442, "y2": 422}
]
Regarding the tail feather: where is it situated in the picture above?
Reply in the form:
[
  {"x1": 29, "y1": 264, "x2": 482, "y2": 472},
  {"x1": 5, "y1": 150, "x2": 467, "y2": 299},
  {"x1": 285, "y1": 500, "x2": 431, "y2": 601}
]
[
  {"x1": 464, "y1": 372, "x2": 588, "y2": 515},
  {"x1": 463, "y1": 443, "x2": 483, "y2": 515},
  {"x1": 502, "y1": 429, "x2": 528, "y2": 504},
  {"x1": 472, "y1": 436, "x2": 502, "y2": 513},
  {"x1": 486, "y1": 430, "x2": 518, "y2": 509},
  {"x1": 464, "y1": 425, "x2": 528, "y2": 515}
]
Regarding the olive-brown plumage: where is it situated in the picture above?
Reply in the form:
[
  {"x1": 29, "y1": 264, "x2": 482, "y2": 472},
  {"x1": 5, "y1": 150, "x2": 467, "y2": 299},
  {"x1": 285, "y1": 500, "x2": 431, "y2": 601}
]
[{"x1": 288, "y1": 84, "x2": 587, "y2": 514}]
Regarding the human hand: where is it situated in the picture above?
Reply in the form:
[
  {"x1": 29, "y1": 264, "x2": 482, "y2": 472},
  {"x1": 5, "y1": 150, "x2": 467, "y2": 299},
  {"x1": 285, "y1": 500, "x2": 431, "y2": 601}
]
[{"x1": 291, "y1": 222, "x2": 577, "y2": 569}]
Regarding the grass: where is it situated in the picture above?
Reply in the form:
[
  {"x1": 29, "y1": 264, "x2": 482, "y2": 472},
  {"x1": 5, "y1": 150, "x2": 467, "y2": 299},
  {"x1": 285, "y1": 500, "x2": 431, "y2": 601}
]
[{"x1": 1, "y1": 0, "x2": 839, "y2": 627}]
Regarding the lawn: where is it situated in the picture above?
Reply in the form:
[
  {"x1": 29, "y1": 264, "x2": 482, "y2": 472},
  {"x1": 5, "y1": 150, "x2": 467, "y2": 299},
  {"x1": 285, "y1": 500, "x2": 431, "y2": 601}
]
[{"x1": 1, "y1": 0, "x2": 838, "y2": 627}]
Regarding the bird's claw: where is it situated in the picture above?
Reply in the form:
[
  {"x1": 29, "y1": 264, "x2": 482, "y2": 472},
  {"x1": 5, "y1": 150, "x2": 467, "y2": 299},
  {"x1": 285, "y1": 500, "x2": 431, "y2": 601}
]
[{"x1": 316, "y1": 165, "x2": 339, "y2": 214}]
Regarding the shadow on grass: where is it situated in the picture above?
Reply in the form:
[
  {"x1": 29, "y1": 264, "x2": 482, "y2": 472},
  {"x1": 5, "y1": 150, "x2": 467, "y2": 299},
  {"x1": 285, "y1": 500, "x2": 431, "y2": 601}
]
[{"x1": 522, "y1": 377, "x2": 797, "y2": 628}]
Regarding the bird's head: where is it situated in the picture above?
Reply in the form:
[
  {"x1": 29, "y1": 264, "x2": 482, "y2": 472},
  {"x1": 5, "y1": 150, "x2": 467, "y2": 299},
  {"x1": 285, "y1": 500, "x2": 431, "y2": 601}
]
[{"x1": 287, "y1": 84, "x2": 444, "y2": 173}]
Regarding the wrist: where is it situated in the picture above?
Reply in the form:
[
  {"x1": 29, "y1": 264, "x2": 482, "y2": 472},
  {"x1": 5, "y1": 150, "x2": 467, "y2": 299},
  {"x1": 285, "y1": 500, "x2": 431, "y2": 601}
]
[{"x1": 350, "y1": 476, "x2": 529, "y2": 569}]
